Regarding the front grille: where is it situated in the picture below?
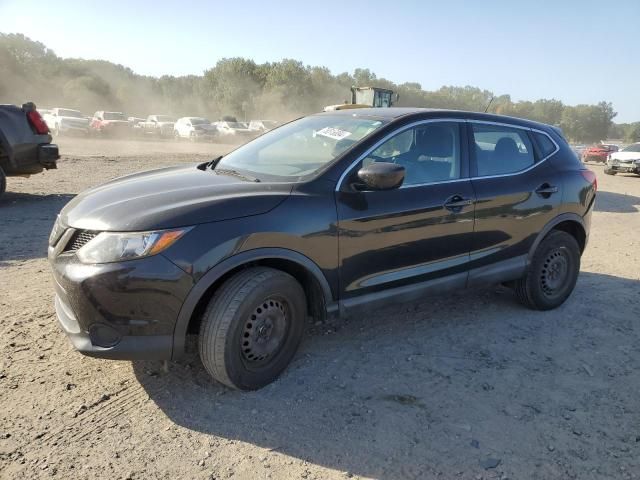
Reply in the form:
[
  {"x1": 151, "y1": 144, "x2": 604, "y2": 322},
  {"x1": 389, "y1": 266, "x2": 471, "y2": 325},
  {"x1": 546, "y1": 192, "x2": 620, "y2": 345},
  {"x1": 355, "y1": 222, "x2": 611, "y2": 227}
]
[{"x1": 63, "y1": 230, "x2": 99, "y2": 252}]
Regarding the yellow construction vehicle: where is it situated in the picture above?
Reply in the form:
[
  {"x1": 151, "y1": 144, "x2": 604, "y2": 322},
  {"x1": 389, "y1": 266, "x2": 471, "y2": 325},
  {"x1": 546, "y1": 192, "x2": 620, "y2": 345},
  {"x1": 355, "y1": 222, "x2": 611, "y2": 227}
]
[{"x1": 324, "y1": 86, "x2": 398, "y2": 111}]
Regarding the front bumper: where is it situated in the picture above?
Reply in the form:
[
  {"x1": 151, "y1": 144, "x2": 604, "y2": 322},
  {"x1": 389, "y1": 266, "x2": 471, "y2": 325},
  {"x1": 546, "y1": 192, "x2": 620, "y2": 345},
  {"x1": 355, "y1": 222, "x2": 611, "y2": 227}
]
[
  {"x1": 49, "y1": 241, "x2": 194, "y2": 360},
  {"x1": 607, "y1": 162, "x2": 640, "y2": 173}
]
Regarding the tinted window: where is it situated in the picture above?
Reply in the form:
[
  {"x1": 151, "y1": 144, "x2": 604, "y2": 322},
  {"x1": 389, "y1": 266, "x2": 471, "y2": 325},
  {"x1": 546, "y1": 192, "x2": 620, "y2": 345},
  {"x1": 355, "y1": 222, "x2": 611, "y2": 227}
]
[
  {"x1": 534, "y1": 132, "x2": 557, "y2": 158},
  {"x1": 472, "y1": 124, "x2": 534, "y2": 176},
  {"x1": 363, "y1": 122, "x2": 461, "y2": 185}
]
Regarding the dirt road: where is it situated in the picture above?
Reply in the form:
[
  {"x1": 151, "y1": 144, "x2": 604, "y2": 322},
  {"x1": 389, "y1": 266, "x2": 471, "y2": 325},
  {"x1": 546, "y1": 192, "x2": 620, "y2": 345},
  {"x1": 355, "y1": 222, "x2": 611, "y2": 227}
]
[{"x1": 1, "y1": 138, "x2": 639, "y2": 480}]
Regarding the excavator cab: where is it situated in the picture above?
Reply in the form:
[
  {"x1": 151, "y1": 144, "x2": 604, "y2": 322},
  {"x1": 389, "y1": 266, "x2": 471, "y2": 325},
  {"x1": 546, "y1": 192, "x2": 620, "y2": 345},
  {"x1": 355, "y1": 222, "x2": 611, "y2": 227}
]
[
  {"x1": 324, "y1": 86, "x2": 398, "y2": 111},
  {"x1": 351, "y1": 87, "x2": 395, "y2": 108}
]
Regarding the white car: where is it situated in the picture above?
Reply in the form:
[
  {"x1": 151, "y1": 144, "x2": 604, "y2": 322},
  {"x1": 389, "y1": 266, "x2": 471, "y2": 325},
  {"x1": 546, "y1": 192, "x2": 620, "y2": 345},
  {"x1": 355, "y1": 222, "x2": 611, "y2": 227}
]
[
  {"x1": 174, "y1": 117, "x2": 217, "y2": 141},
  {"x1": 43, "y1": 108, "x2": 90, "y2": 136},
  {"x1": 605, "y1": 143, "x2": 640, "y2": 176},
  {"x1": 214, "y1": 120, "x2": 254, "y2": 141},
  {"x1": 248, "y1": 120, "x2": 279, "y2": 133}
]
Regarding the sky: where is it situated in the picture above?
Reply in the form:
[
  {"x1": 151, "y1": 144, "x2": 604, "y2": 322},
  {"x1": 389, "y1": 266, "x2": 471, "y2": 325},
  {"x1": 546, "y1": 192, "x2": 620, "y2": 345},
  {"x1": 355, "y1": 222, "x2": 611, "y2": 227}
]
[{"x1": 1, "y1": 0, "x2": 639, "y2": 122}]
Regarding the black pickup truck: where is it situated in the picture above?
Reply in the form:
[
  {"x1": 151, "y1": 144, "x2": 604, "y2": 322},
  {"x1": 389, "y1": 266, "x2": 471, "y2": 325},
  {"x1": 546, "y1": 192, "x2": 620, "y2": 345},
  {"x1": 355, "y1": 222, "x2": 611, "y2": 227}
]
[{"x1": 0, "y1": 102, "x2": 59, "y2": 196}]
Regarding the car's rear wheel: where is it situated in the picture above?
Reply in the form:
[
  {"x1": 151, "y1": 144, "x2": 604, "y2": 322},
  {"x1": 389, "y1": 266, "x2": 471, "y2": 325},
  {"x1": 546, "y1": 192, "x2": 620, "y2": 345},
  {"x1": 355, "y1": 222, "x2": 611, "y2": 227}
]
[
  {"x1": 198, "y1": 267, "x2": 306, "y2": 390},
  {"x1": 604, "y1": 167, "x2": 617, "y2": 175},
  {"x1": 513, "y1": 230, "x2": 580, "y2": 311}
]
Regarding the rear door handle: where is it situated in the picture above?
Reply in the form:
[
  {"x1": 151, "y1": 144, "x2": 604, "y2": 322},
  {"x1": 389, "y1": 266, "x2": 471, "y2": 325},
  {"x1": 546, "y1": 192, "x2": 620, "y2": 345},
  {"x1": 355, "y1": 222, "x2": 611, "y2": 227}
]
[
  {"x1": 444, "y1": 195, "x2": 474, "y2": 211},
  {"x1": 535, "y1": 183, "x2": 558, "y2": 197}
]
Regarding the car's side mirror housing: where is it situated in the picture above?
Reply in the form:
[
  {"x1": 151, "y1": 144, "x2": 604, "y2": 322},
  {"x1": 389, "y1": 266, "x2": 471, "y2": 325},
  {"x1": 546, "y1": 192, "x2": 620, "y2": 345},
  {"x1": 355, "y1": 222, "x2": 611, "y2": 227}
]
[{"x1": 356, "y1": 162, "x2": 405, "y2": 191}]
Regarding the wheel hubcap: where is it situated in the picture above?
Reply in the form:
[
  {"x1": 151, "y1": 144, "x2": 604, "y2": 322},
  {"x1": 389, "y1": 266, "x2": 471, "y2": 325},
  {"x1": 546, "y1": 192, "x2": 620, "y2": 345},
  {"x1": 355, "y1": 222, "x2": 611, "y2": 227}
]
[
  {"x1": 540, "y1": 249, "x2": 569, "y2": 296},
  {"x1": 241, "y1": 298, "x2": 288, "y2": 363}
]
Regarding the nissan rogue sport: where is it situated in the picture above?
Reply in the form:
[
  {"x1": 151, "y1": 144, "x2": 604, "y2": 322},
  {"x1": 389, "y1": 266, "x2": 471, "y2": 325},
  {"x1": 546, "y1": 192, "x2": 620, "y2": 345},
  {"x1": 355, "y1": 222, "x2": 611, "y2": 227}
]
[{"x1": 49, "y1": 108, "x2": 597, "y2": 390}]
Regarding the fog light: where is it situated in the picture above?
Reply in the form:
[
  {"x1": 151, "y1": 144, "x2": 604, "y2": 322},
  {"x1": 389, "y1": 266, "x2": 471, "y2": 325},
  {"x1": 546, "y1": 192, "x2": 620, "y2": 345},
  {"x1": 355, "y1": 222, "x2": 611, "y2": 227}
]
[{"x1": 88, "y1": 323, "x2": 122, "y2": 348}]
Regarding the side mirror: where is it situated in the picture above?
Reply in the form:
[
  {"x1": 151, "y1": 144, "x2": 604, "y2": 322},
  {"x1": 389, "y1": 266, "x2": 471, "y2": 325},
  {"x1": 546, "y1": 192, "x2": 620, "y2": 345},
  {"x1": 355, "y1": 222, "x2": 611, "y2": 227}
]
[{"x1": 356, "y1": 162, "x2": 405, "y2": 191}]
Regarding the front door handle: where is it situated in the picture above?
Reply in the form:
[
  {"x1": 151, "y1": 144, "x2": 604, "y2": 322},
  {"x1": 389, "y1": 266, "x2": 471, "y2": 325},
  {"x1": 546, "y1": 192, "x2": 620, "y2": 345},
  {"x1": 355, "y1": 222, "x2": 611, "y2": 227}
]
[
  {"x1": 535, "y1": 183, "x2": 558, "y2": 197},
  {"x1": 444, "y1": 195, "x2": 473, "y2": 211}
]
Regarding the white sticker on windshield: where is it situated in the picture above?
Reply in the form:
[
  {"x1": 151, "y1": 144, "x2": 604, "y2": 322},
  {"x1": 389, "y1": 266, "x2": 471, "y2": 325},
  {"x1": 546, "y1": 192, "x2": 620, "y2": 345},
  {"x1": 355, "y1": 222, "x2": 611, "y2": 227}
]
[{"x1": 316, "y1": 127, "x2": 352, "y2": 141}]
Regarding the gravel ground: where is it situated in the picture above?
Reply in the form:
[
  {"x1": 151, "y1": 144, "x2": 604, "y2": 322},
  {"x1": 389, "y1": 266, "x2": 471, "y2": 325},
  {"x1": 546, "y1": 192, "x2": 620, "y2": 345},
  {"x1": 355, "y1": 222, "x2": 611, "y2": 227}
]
[{"x1": 1, "y1": 138, "x2": 639, "y2": 480}]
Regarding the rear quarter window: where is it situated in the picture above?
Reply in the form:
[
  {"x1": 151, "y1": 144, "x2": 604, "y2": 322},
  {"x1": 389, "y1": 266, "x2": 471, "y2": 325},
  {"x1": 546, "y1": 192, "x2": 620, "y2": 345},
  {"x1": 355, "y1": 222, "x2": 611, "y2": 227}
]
[{"x1": 533, "y1": 132, "x2": 557, "y2": 159}]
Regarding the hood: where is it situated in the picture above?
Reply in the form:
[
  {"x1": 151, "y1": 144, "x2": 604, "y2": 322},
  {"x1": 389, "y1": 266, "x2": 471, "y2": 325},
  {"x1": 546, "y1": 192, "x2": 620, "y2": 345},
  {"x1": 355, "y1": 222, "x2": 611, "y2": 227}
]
[
  {"x1": 611, "y1": 151, "x2": 640, "y2": 161},
  {"x1": 59, "y1": 164, "x2": 293, "y2": 231}
]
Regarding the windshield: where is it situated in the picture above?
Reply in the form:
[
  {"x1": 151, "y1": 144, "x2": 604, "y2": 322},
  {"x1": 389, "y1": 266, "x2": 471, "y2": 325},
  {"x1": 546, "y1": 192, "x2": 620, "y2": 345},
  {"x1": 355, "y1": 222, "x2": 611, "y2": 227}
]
[
  {"x1": 104, "y1": 112, "x2": 126, "y2": 120},
  {"x1": 216, "y1": 115, "x2": 388, "y2": 180},
  {"x1": 58, "y1": 109, "x2": 83, "y2": 118},
  {"x1": 622, "y1": 143, "x2": 640, "y2": 152},
  {"x1": 190, "y1": 118, "x2": 210, "y2": 125},
  {"x1": 156, "y1": 115, "x2": 174, "y2": 122}
]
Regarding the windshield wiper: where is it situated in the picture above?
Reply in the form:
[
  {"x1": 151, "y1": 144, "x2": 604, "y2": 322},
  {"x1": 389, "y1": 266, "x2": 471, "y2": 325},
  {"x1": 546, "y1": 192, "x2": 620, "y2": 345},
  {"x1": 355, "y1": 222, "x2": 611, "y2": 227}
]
[
  {"x1": 215, "y1": 168, "x2": 261, "y2": 183},
  {"x1": 206, "y1": 156, "x2": 223, "y2": 170}
]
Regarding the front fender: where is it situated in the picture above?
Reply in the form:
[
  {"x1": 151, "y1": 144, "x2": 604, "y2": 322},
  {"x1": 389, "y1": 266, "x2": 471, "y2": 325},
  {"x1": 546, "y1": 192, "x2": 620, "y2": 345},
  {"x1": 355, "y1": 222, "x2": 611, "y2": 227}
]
[{"x1": 170, "y1": 247, "x2": 334, "y2": 359}]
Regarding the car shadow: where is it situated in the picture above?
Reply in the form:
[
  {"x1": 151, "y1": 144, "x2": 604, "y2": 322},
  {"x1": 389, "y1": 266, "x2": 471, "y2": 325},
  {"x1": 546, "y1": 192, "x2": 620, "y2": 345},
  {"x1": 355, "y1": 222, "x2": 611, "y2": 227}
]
[
  {"x1": 0, "y1": 192, "x2": 74, "y2": 264},
  {"x1": 133, "y1": 271, "x2": 640, "y2": 479},
  {"x1": 595, "y1": 190, "x2": 640, "y2": 213}
]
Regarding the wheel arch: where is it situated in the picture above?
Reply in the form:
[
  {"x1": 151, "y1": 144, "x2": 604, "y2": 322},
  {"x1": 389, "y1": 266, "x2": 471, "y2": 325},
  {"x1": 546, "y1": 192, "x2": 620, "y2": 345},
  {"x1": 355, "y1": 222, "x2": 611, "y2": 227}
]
[
  {"x1": 528, "y1": 213, "x2": 587, "y2": 262},
  {"x1": 171, "y1": 248, "x2": 335, "y2": 359}
]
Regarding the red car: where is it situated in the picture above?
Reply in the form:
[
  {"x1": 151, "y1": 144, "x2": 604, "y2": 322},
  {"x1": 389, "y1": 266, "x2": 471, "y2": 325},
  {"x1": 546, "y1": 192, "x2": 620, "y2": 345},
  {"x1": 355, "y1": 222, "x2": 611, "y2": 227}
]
[
  {"x1": 582, "y1": 144, "x2": 619, "y2": 163},
  {"x1": 90, "y1": 111, "x2": 131, "y2": 136}
]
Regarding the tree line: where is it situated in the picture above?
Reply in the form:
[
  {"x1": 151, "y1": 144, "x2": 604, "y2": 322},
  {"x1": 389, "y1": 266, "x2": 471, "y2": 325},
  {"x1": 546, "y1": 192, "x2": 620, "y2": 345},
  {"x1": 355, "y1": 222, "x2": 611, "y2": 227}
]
[{"x1": 1, "y1": 33, "x2": 633, "y2": 143}]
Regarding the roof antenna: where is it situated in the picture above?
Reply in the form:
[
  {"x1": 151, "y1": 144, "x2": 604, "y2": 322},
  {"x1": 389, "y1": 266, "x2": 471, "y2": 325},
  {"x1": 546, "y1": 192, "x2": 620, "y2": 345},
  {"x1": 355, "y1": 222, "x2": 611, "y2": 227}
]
[{"x1": 484, "y1": 96, "x2": 494, "y2": 113}]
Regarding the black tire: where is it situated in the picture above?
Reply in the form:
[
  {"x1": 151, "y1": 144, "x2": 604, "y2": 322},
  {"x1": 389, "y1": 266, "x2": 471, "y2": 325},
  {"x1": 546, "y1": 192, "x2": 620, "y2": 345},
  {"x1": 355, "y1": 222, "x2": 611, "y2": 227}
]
[
  {"x1": 513, "y1": 230, "x2": 580, "y2": 311},
  {"x1": 198, "y1": 267, "x2": 306, "y2": 390},
  {"x1": 0, "y1": 166, "x2": 6, "y2": 196},
  {"x1": 604, "y1": 167, "x2": 617, "y2": 175}
]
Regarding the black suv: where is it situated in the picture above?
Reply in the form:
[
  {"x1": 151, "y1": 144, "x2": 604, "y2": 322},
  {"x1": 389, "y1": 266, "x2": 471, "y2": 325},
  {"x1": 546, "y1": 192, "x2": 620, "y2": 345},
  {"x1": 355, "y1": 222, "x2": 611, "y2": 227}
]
[
  {"x1": 0, "y1": 103, "x2": 59, "y2": 196},
  {"x1": 49, "y1": 108, "x2": 596, "y2": 390}
]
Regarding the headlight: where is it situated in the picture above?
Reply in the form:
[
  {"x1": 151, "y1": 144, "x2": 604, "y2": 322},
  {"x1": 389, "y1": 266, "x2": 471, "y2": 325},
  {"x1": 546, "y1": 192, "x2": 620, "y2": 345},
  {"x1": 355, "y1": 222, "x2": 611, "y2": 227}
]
[
  {"x1": 49, "y1": 216, "x2": 64, "y2": 246},
  {"x1": 76, "y1": 228, "x2": 191, "y2": 264}
]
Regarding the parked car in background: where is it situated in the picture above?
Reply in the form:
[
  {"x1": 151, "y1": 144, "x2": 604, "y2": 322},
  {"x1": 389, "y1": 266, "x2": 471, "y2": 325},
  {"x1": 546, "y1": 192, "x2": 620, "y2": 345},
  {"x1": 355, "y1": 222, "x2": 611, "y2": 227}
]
[
  {"x1": 604, "y1": 142, "x2": 640, "y2": 176},
  {"x1": 214, "y1": 120, "x2": 253, "y2": 141},
  {"x1": 570, "y1": 144, "x2": 586, "y2": 159},
  {"x1": 49, "y1": 108, "x2": 596, "y2": 390},
  {"x1": 128, "y1": 116, "x2": 145, "y2": 126},
  {"x1": 138, "y1": 115, "x2": 175, "y2": 137},
  {"x1": 581, "y1": 144, "x2": 619, "y2": 163},
  {"x1": 91, "y1": 111, "x2": 130, "y2": 136},
  {"x1": 248, "y1": 120, "x2": 279, "y2": 134},
  {"x1": 43, "y1": 108, "x2": 90, "y2": 136},
  {"x1": 174, "y1": 117, "x2": 217, "y2": 141},
  {"x1": 0, "y1": 102, "x2": 58, "y2": 196}
]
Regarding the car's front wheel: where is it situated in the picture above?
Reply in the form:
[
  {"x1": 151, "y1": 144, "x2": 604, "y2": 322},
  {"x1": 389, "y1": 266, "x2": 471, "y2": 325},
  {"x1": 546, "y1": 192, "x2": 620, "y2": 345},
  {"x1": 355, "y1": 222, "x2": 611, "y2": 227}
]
[
  {"x1": 513, "y1": 230, "x2": 580, "y2": 310},
  {"x1": 604, "y1": 167, "x2": 617, "y2": 175},
  {"x1": 198, "y1": 267, "x2": 306, "y2": 390}
]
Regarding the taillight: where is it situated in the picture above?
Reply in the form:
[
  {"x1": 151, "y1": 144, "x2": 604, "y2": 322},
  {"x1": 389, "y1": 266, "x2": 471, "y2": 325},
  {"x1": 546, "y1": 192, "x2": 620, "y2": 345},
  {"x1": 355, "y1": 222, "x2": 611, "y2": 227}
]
[
  {"x1": 581, "y1": 169, "x2": 597, "y2": 192},
  {"x1": 27, "y1": 110, "x2": 50, "y2": 135}
]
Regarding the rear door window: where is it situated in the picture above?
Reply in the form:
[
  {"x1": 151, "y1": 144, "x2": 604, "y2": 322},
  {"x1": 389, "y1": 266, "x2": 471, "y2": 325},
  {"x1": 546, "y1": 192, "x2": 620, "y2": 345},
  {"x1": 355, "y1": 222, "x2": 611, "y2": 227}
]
[{"x1": 472, "y1": 124, "x2": 535, "y2": 176}]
